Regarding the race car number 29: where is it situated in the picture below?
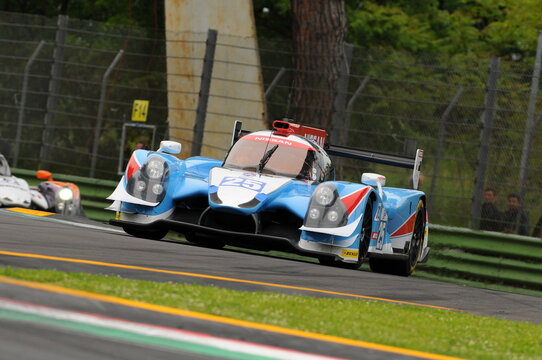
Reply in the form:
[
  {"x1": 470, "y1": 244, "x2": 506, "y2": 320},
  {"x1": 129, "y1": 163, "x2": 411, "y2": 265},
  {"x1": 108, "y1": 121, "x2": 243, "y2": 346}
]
[{"x1": 220, "y1": 177, "x2": 265, "y2": 192}]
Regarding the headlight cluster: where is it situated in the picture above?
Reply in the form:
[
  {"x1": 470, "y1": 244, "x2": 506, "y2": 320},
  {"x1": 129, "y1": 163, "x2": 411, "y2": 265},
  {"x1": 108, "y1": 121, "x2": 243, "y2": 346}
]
[
  {"x1": 146, "y1": 159, "x2": 165, "y2": 179},
  {"x1": 57, "y1": 187, "x2": 73, "y2": 201},
  {"x1": 304, "y1": 183, "x2": 348, "y2": 228},
  {"x1": 127, "y1": 156, "x2": 169, "y2": 203}
]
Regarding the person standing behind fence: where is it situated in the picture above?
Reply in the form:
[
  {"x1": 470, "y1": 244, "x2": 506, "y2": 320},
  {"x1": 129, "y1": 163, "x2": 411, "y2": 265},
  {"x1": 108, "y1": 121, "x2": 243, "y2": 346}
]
[
  {"x1": 479, "y1": 187, "x2": 502, "y2": 231},
  {"x1": 134, "y1": 141, "x2": 149, "y2": 150},
  {"x1": 532, "y1": 215, "x2": 542, "y2": 238},
  {"x1": 502, "y1": 193, "x2": 530, "y2": 236}
]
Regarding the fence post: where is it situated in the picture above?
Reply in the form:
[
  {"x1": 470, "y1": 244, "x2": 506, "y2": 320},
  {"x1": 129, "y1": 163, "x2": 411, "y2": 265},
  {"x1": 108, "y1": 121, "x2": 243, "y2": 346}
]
[
  {"x1": 345, "y1": 76, "x2": 370, "y2": 140},
  {"x1": 428, "y1": 87, "x2": 464, "y2": 211},
  {"x1": 89, "y1": 49, "x2": 124, "y2": 178},
  {"x1": 471, "y1": 57, "x2": 500, "y2": 230},
  {"x1": 191, "y1": 29, "x2": 218, "y2": 157},
  {"x1": 14, "y1": 40, "x2": 45, "y2": 167},
  {"x1": 264, "y1": 67, "x2": 286, "y2": 100},
  {"x1": 518, "y1": 31, "x2": 542, "y2": 203},
  {"x1": 330, "y1": 43, "x2": 353, "y2": 147},
  {"x1": 39, "y1": 15, "x2": 68, "y2": 168}
]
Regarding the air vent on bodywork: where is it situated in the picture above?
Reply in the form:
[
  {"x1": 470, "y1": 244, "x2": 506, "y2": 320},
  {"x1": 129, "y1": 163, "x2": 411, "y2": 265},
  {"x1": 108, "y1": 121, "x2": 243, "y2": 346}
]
[
  {"x1": 238, "y1": 198, "x2": 260, "y2": 208},
  {"x1": 199, "y1": 207, "x2": 259, "y2": 234}
]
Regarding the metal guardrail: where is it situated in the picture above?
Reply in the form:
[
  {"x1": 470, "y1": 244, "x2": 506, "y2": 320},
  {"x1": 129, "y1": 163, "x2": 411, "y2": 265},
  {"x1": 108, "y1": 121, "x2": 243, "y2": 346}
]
[
  {"x1": 417, "y1": 224, "x2": 542, "y2": 294},
  {"x1": 11, "y1": 168, "x2": 542, "y2": 294}
]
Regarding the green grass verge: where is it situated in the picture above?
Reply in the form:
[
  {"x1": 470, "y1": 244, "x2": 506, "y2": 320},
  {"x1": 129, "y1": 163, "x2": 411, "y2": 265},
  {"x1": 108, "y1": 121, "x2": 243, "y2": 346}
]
[{"x1": 1, "y1": 266, "x2": 540, "y2": 360}]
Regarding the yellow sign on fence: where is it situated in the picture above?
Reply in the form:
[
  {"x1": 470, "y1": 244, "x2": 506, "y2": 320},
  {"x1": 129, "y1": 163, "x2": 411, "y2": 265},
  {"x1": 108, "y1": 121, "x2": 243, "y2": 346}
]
[{"x1": 131, "y1": 100, "x2": 149, "y2": 122}]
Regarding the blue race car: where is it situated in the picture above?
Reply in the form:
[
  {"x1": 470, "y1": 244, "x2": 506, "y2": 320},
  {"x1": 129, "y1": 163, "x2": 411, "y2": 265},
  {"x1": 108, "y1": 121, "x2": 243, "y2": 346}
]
[{"x1": 108, "y1": 120, "x2": 429, "y2": 276}]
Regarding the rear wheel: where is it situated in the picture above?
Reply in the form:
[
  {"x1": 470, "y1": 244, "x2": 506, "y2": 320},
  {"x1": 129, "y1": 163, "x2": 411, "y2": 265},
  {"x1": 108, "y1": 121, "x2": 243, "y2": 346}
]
[
  {"x1": 369, "y1": 200, "x2": 425, "y2": 276},
  {"x1": 123, "y1": 227, "x2": 168, "y2": 240}
]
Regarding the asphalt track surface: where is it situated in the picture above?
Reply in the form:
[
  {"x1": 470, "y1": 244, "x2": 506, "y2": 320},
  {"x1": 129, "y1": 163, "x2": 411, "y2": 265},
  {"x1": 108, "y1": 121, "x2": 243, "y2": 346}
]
[{"x1": 1, "y1": 209, "x2": 541, "y2": 360}]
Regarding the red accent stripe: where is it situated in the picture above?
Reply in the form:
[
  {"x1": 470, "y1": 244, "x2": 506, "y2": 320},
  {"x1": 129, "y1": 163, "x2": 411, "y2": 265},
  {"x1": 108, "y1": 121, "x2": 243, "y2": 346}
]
[
  {"x1": 340, "y1": 187, "x2": 370, "y2": 215},
  {"x1": 126, "y1": 154, "x2": 141, "y2": 180},
  {"x1": 391, "y1": 212, "x2": 417, "y2": 237}
]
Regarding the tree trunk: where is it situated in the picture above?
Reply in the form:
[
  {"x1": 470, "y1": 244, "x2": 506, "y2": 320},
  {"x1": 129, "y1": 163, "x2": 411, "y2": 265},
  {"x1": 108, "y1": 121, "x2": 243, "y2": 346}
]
[{"x1": 291, "y1": 0, "x2": 347, "y2": 133}]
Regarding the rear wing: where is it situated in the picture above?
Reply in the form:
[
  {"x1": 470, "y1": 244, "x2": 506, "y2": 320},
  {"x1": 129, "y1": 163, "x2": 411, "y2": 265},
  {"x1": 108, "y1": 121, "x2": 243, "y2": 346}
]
[{"x1": 328, "y1": 145, "x2": 424, "y2": 190}]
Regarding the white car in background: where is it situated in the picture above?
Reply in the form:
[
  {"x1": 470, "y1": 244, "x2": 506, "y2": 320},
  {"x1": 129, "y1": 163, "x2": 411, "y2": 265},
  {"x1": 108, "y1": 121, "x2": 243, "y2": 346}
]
[{"x1": 0, "y1": 153, "x2": 48, "y2": 210}]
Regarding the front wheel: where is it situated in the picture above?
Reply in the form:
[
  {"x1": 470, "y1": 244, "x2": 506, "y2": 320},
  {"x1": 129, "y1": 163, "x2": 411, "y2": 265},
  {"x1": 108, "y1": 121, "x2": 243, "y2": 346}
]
[
  {"x1": 318, "y1": 199, "x2": 373, "y2": 270},
  {"x1": 123, "y1": 227, "x2": 168, "y2": 240}
]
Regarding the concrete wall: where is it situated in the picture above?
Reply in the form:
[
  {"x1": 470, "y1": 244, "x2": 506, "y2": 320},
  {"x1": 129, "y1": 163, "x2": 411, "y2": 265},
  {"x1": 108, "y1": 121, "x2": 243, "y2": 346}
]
[{"x1": 164, "y1": 0, "x2": 267, "y2": 159}]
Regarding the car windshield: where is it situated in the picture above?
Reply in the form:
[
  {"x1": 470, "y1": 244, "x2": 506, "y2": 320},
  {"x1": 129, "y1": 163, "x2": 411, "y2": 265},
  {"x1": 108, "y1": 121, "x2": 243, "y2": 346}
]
[
  {"x1": 223, "y1": 135, "x2": 316, "y2": 180},
  {"x1": 0, "y1": 155, "x2": 10, "y2": 176}
]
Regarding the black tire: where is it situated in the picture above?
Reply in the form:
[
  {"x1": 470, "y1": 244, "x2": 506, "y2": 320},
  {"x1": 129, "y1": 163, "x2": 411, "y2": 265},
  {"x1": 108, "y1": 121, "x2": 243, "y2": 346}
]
[
  {"x1": 184, "y1": 232, "x2": 226, "y2": 249},
  {"x1": 357, "y1": 199, "x2": 373, "y2": 262},
  {"x1": 123, "y1": 226, "x2": 168, "y2": 240},
  {"x1": 318, "y1": 199, "x2": 373, "y2": 270},
  {"x1": 369, "y1": 200, "x2": 425, "y2": 276}
]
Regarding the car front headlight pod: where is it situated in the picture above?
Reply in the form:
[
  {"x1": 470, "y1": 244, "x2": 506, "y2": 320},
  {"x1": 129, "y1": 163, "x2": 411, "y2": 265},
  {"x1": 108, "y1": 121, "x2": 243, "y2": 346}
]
[
  {"x1": 314, "y1": 185, "x2": 335, "y2": 206},
  {"x1": 127, "y1": 156, "x2": 169, "y2": 203},
  {"x1": 304, "y1": 183, "x2": 348, "y2": 228},
  {"x1": 146, "y1": 159, "x2": 165, "y2": 179}
]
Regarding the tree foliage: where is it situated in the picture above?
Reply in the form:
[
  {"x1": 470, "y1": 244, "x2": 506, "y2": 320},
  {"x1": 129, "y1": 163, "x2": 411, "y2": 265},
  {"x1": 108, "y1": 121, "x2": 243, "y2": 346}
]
[
  {"x1": 0, "y1": 0, "x2": 164, "y2": 30},
  {"x1": 8, "y1": 0, "x2": 542, "y2": 60},
  {"x1": 254, "y1": 0, "x2": 542, "y2": 61}
]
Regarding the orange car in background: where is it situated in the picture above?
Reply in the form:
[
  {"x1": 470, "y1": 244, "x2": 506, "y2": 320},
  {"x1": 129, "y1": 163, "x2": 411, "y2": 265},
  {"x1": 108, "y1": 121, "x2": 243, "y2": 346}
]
[{"x1": 33, "y1": 170, "x2": 84, "y2": 216}]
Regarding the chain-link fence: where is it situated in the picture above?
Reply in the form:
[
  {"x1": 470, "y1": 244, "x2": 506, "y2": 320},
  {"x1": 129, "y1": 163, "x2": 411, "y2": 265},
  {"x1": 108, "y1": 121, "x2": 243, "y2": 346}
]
[{"x1": 1, "y1": 11, "x2": 542, "y2": 234}]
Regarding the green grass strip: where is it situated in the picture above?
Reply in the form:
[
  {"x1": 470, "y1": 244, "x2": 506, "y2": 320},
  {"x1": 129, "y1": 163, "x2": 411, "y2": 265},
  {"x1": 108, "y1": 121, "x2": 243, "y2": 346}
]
[{"x1": 1, "y1": 266, "x2": 541, "y2": 360}]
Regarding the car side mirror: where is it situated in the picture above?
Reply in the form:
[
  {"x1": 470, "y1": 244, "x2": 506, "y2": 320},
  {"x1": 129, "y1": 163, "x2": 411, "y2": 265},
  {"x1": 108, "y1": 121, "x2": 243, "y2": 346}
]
[
  {"x1": 36, "y1": 170, "x2": 53, "y2": 181},
  {"x1": 362, "y1": 173, "x2": 386, "y2": 199},
  {"x1": 158, "y1": 140, "x2": 182, "y2": 154},
  {"x1": 361, "y1": 173, "x2": 386, "y2": 187}
]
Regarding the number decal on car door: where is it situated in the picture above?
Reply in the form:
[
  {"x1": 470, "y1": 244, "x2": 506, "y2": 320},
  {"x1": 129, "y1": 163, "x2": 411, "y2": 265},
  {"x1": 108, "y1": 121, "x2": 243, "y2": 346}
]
[{"x1": 374, "y1": 203, "x2": 388, "y2": 251}]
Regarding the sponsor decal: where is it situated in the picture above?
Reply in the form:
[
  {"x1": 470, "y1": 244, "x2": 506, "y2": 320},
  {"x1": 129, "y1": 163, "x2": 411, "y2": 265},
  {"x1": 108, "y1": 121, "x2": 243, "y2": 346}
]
[
  {"x1": 244, "y1": 134, "x2": 314, "y2": 150},
  {"x1": 304, "y1": 133, "x2": 325, "y2": 148},
  {"x1": 371, "y1": 232, "x2": 378, "y2": 239},
  {"x1": 341, "y1": 249, "x2": 359, "y2": 259},
  {"x1": 254, "y1": 136, "x2": 293, "y2": 146},
  {"x1": 219, "y1": 176, "x2": 265, "y2": 192}
]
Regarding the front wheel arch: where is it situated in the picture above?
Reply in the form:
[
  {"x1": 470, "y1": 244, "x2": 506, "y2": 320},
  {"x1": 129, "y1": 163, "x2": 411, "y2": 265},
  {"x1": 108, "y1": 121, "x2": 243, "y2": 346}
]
[{"x1": 317, "y1": 197, "x2": 374, "y2": 269}]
